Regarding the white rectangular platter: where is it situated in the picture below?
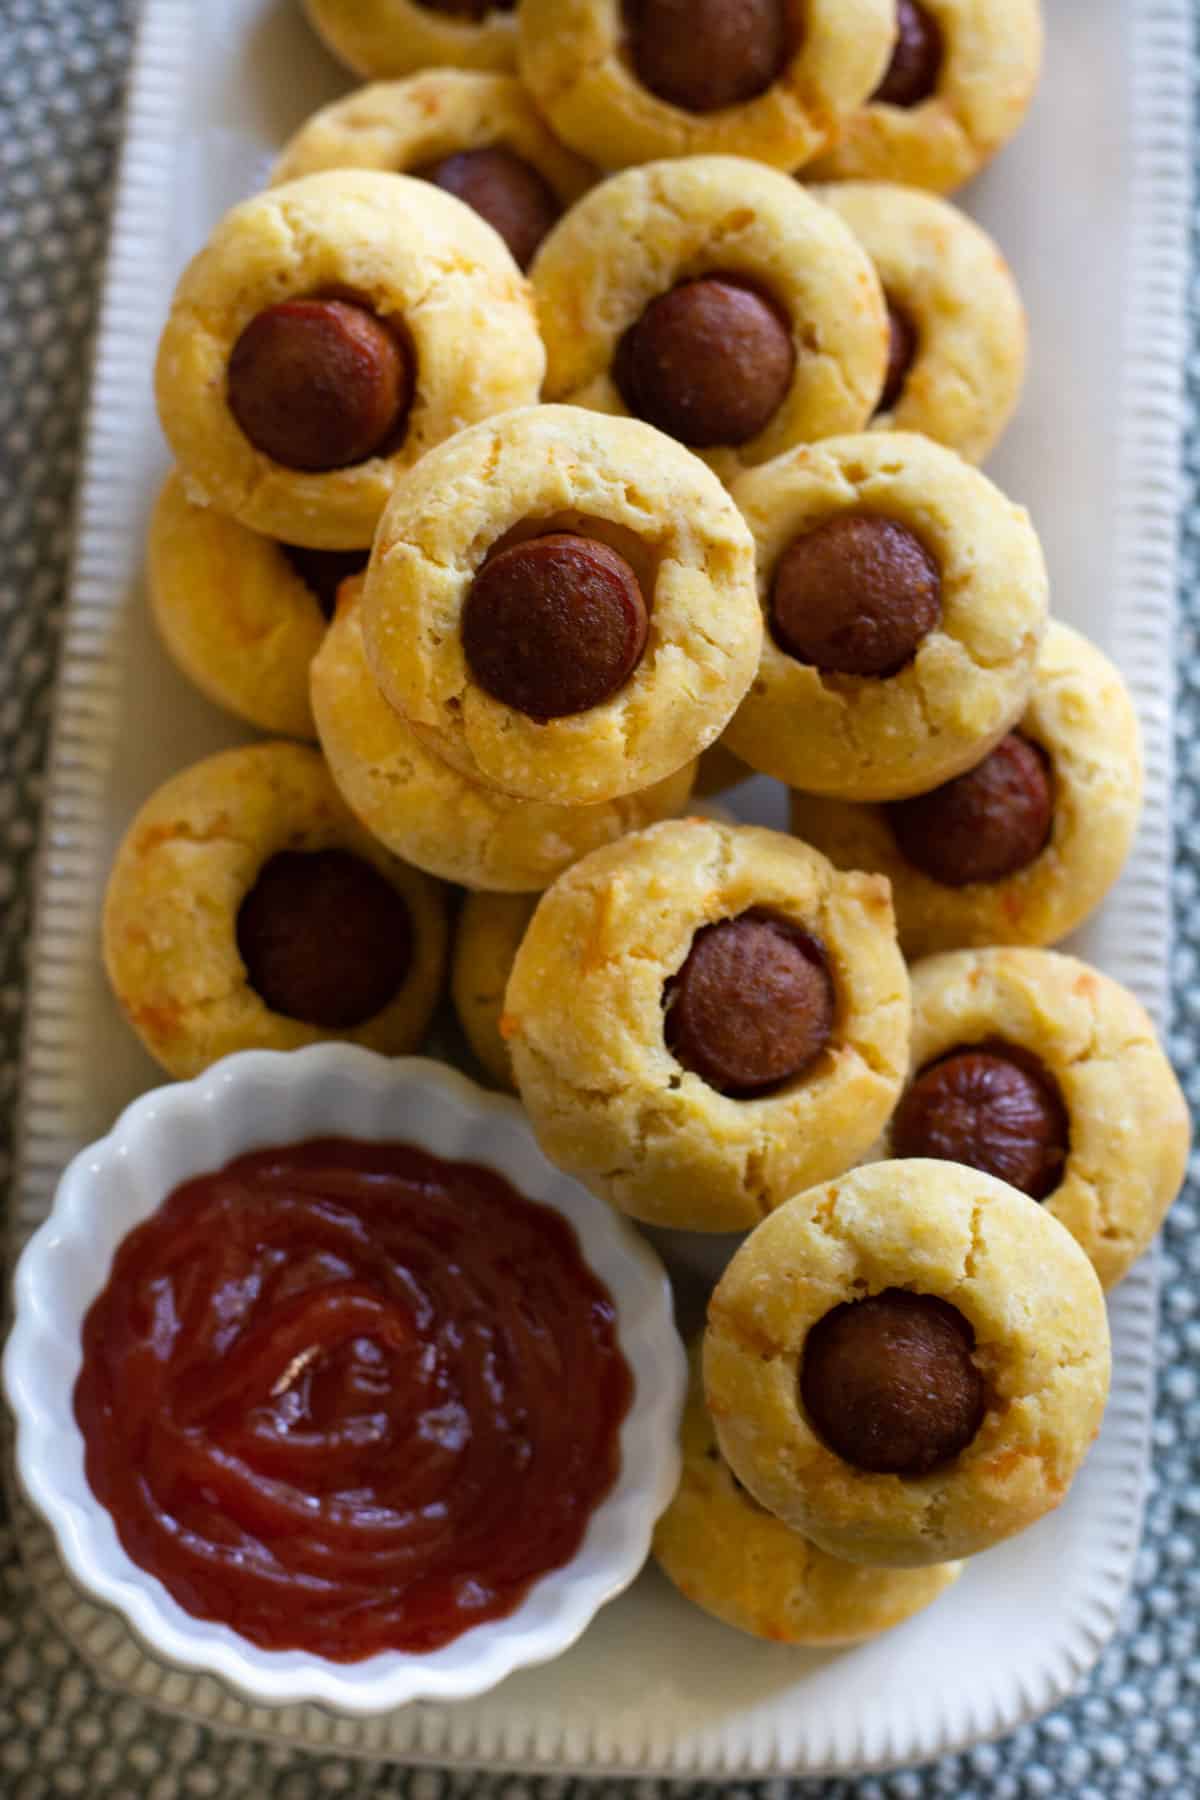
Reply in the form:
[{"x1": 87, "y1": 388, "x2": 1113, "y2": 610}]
[{"x1": 5, "y1": 0, "x2": 1193, "y2": 1778}]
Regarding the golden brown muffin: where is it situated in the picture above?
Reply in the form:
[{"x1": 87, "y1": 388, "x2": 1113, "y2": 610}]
[
  {"x1": 303, "y1": 0, "x2": 518, "y2": 80},
  {"x1": 271, "y1": 72, "x2": 593, "y2": 270},
  {"x1": 884, "y1": 947, "x2": 1191, "y2": 1290},
  {"x1": 361, "y1": 405, "x2": 761, "y2": 806},
  {"x1": 725, "y1": 432, "x2": 1048, "y2": 801},
  {"x1": 155, "y1": 171, "x2": 544, "y2": 549},
  {"x1": 806, "y1": 0, "x2": 1044, "y2": 194},
  {"x1": 789, "y1": 623, "x2": 1144, "y2": 956},
  {"x1": 813, "y1": 183, "x2": 1027, "y2": 464},
  {"x1": 312, "y1": 582, "x2": 697, "y2": 889},
  {"x1": 518, "y1": 0, "x2": 894, "y2": 174},
  {"x1": 705, "y1": 1160, "x2": 1111, "y2": 1566},
  {"x1": 532, "y1": 157, "x2": 889, "y2": 487},
  {"x1": 505, "y1": 818, "x2": 910, "y2": 1232},
  {"x1": 654, "y1": 1341, "x2": 963, "y2": 1643},
  {"x1": 103, "y1": 742, "x2": 447, "y2": 1078},
  {"x1": 147, "y1": 470, "x2": 370, "y2": 739},
  {"x1": 451, "y1": 891, "x2": 537, "y2": 1089}
]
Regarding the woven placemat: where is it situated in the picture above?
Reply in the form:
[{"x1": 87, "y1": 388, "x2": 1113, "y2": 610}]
[{"x1": 1, "y1": 2, "x2": 1197, "y2": 1794}]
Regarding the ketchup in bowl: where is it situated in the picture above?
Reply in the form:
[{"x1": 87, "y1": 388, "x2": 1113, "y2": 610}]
[{"x1": 73, "y1": 1139, "x2": 633, "y2": 1661}]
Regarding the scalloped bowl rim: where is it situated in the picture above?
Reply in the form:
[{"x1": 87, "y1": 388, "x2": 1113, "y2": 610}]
[{"x1": 3, "y1": 1046, "x2": 687, "y2": 1713}]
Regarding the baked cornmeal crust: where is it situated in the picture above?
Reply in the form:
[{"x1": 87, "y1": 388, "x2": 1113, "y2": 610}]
[
  {"x1": 532, "y1": 158, "x2": 888, "y2": 488},
  {"x1": 361, "y1": 405, "x2": 761, "y2": 806},
  {"x1": 102, "y1": 742, "x2": 447, "y2": 1078},
  {"x1": 654, "y1": 1341, "x2": 963, "y2": 1643},
  {"x1": 725, "y1": 433, "x2": 1048, "y2": 801},
  {"x1": 806, "y1": 0, "x2": 1044, "y2": 194},
  {"x1": 271, "y1": 70, "x2": 593, "y2": 208},
  {"x1": 147, "y1": 470, "x2": 328, "y2": 740},
  {"x1": 154, "y1": 171, "x2": 544, "y2": 550},
  {"x1": 890, "y1": 948, "x2": 1191, "y2": 1290},
  {"x1": 504, "y1": 818, "x2": 910, "y2": 1233},
  {"x1": 517, "y1": 0, "x2": 894, "y2": 174},
  {"x1": 813, "y1": 184, "x2": 1027, "y2": 465},
  {"x1": 789, "y1": 622, "x2": 1144, "y2": 957},
  {"x1": 451, "y1": 891, "x2": 538, "y2": 1091},
  {"x1": 303, "y1": 0, "x2": 517, "y2": 79},
  {"x1": 705, "y1": 1161, "x2": 1111, "y2": 1566},
  {"x1": 311, "y1": 584, "x2": 697, "y2": 890}
]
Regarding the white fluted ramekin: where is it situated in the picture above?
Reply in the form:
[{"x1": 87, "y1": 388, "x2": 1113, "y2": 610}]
[{"x1": 3, "y1": 1047, "x2": 686, "y2": 1714}]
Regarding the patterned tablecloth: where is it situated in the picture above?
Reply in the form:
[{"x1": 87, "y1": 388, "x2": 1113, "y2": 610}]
[{"x1": 2, "y1": 3, "x2": 1198, "y2": 1796}]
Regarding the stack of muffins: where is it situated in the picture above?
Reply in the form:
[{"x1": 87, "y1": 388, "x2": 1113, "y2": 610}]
[{"x1": 102, "y1": 0, "x2": 1189, "y2": 1652}]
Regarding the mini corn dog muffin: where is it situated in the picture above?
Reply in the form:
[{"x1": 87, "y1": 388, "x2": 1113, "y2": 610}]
[
  {"x1": 517, "y1": 0, "x2": 895, "y2": 175},
  {"x1": 726, "y1": 434, "x2": 1048, "y2": 801},
  {"x1": 103, "y1": 743, "x2": 448, "y2": 1078},
  {"x1": 806, "y1": 0, "x2": 1044, "y2": 195},
  {"x1": 155, "y1": 171, "x2": 544, "y2": 549},
  {"x1": 654, "y1": 1342, "x2": 963, "y2": 1644},
  {"x1": 705, "y1": 1161, "x2": 1111, "y2": 1566},
  {"x1": 303, "y1": 0, "x2": 518, "y2": 80},
  {"x1": 451, "y1": 891, "x2": 538, "y2": 1090},
  {"x1": 361, "y1": 405, "x2": 761, "y2": 806},
  {"x1": 531, "y1": 157, "x2": 889, "y2": 487},
  {"x1": 790, "y1": 623, "x2": 1144, "y2": 957},
  {"x1": 883, "y1": 948, "x2": 1190, "y2": 1289},
  {"x1": 311, "y1": 579, "x2": 697, "y2": 890},
  {"x1": 813, "y1": 184, "x2": 1027, "y2": 464},
  {"x1": 271, "y1": 72, "x2": 593, "y2": 271},
  {"x1": 147, "y1": 470, "x2": 368, "y2": 739},
  {"x1": 504, "y1": 818, "x2": 910, "y2": 1233}
]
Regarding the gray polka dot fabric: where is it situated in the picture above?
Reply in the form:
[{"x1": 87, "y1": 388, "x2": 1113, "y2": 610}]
[{"x1": 1, "y1": 2, "x2": 1198, "y2": 1796}]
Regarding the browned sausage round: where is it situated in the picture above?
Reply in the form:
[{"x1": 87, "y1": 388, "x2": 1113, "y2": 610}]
[
  {"x1": 891, "y1": 1043, "x2": 1070, "y2": 1200},
  {"x1": 800, "y1": 1288, "x2": 986, "y2": 1476},
  {"x1": 227, "y1": 298, "x2": 414, "y2": 472},
  {"x1": 624, "y1": 0, "x2": 790, "y2": 114},
  {"x1": 886, "y1": 734, "x2": 1055, "y2": 887},
  {"x1": 614, "y1": 275, "x2": 795, "y2": 448},
  {"x1": 770, "y1": 513, "x2": 941, "y2": 677},
  {"x1": 872, "y1": 0, "x2": 944, "y2": 108},
  {"x1": 877, "y1": 299, "x2": 919, "y2": 414},
  {"x1": 461, "y1": 532, "x2": 650, "y2": 719},
  {"x1": 236, "y1": 849, "x2": 413, "y2": 1028},
  {"x1": 664, "y1": 911, "x2": 835, "y2": 1096},
  {"x1": 413, "y1": 146, "x2": 561, "y2": 271}
]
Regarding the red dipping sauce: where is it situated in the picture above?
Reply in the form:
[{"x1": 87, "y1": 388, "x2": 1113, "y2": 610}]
[{"x1": 74, "y1": 1139, "x2": 633, "y2": 1660}]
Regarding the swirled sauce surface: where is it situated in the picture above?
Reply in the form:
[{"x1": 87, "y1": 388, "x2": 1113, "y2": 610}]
[{"x1": 74, "y1": 1138, "x2": 632, "y2": 1659}]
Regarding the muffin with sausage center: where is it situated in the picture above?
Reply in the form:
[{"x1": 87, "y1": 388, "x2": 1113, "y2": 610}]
[
  {"x1": 147, "y1": 469, "x2": 371, "y2": 739},
  {"x1": 531, "y1": 156, "x2": 889, "y2": 487},
  {"x1": 504, "y1": 817, "x2": 910, "y2": 1232},
  {"x1": 271, "y1": 71, "x2": 593, "y2": 272},
  {"x1": 155, "y1": 170, "x2": 544, "y2": 549},
  {"x1": 103, "y1": 742, "x2": 447, "y2": 1078},
  {"x1": 361, "y1": 405, "x2": 761, "y2": 806},
  {"x1": 813, "y1": 183, "x2": 1027, "y2": 465},
  {"x1": 705, "y1": 1160, "x2": 1111, "y2": 1566},
  {"x1": 881, "y1": 947, "x2": 1190, "y2": 1290},
  {"x1": 805, "y1": 0, "x2": 1044, "y2": 194},
  {"x1": 725, "y1": 432, "x2": 1048, "y2": 802},
  {"x1": 517, "y1": 0, "x2": 894, "y2": 174},
  {"x1": 789, "y1": 623, "x2": 1144, "y2": 956}
]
